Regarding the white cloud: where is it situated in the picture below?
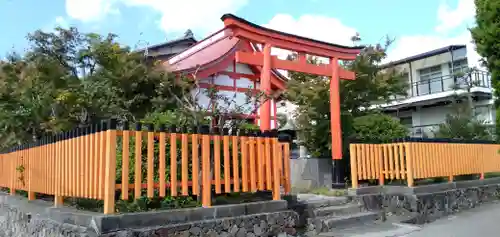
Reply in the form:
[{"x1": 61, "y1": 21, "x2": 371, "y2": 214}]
[
  {"x1": 55, "y1": 16, "x2": 69, "y2": 28},
  {"x1": 65, "y1": 0, "x2": 120, "y2": 22},
  {"x1": 435, "y1": 0, "x2": 475, "y2": 33},
  {"x1": 263, "y1": 14, "x2": 358, "y2": 62},
  {"x1": 123, "y1": 0, "x2": 248, "y2": 34},
  {"x1": 264, "y1": 14, "x2": 357, "y2": 47},
  {"x1": 43, "y1": 16, "x2": 71, "y2": 32},
  {"x1": 64, "y1": 0, "x2": 247, "y2": 34},
  {"x1": 386, "y1": 0, "x2": 483, "y2": 69}
]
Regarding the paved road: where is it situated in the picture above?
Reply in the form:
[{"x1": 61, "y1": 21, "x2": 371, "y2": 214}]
[
  {"x1": 320, "y1": 202, "x2": 500, "y2": 237},
  {"x1": 403, "y1": 202, "x2": 500, "y2": 237}
]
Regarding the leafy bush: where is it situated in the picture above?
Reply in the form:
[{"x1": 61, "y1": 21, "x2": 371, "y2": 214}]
[
  {"x1": 434, "y1": 108, "x2": 494, "y2": 140},
  {"x1": 350, "y1": 113, "x2": 408, "y2": 143}
]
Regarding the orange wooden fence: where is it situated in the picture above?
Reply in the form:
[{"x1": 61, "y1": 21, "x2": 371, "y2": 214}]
[
  {"x1": 350, "y1": 140, "x2": 500, "y2": 188},
  {"x1": 0, "y1": 120, "x2": 291, "y2": 214}
]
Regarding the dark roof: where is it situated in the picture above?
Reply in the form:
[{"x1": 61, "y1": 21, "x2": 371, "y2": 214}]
[
  {"x1": 383, "y1": 45, "x2": 466, "y2": 68},
  {"x1": 135, "y1": 35, "x2": 197, "y2": 53},
  {"x1": 221, "y1": 14, "x2": 364, "y2": 50}
]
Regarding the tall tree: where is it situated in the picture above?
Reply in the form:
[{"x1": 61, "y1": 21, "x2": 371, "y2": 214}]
[
  {"x1": 0, "y1": 27, "x2": 187, "y2": 149},
  {"x1": 470, "y1": 0, "x2": 500, "y2": 139},
  {"x1": 434, "y1": 69, "x2": 494, "y2": 140}
]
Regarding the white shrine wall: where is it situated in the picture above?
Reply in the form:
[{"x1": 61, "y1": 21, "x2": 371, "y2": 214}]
[{"x1": 190, "y1": 63, "x2": 277, "y2": 129}]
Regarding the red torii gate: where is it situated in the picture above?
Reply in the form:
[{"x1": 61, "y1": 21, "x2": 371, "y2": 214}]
[{"x1": 221, "y1": 14, "x2": 363, "y2": 160}]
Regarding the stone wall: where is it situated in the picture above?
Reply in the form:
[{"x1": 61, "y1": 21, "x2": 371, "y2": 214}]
[
  {"x1": 290, "y1": 158, "x2": 332, "y2": 191},
  {"x1": 351, "y1": 178, "x2": 500, "y2": 225},
  {"x1": 101, "y1": 211, "x2": 298, "y2": 237},
  {"x1": 0, "y1": 194, "x2": 93, "y2": 237},
  {"x1": 0, "y1": 192, "x2": 298, "y2": 237}
]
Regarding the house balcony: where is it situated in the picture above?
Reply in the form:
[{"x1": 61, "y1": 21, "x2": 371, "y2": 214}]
[
  {"x1": 409, "y1": 124, "x2": 441, "y2": 138},
  {"x1": 379, "y1": 70, "x2": 492, "y2": 110},
  {"x1": 408, "y1": 122, "x2": 496, "y2": 138}
]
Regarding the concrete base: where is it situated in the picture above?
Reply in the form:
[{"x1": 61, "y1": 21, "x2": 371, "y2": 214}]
[{"x1": 0, "y1": 192, "x2": 298, "y2": 237}]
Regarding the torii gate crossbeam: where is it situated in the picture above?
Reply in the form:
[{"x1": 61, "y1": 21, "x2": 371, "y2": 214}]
[{"x1": 222, "y1": 14, "x2": 363, "y2": 162}]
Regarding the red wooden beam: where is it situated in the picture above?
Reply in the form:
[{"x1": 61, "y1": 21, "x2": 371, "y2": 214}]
[
  {"x1": 235, "y1": 51, "x2": 356, "y2": 80},
  {"x1": 222, "y1": 15, "x2": 363, "y2": 60}
]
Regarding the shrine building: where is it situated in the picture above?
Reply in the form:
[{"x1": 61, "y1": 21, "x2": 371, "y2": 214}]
[{"x1": 139, "y1": 14, "x2": 363, "y2": 161}]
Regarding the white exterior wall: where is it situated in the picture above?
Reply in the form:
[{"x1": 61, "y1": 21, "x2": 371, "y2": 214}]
[
  {"x1": 392, "y1": 47, "x2": 468, "y2": 98},
  {"x1": 191, "y1": 63, "x2": 277, "y2": 129},
  {"x1": 388, "y1": 99, "x2": 495, "y2": 137},
  {"x1": 382, "y1": 46, "x2": 495, "y2": 137}
]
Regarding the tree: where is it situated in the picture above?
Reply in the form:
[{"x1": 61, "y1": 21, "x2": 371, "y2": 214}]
[
  {"x1": 0, "y1": 26, "x2": 269, "y2": 209},
  {"x1": 470, "y1": 0, "x2": 500, "y2": 139},
  {"x1": 0, "y1": 27, "x2": 187, "y2": 149},
  {"x1": 284, "y1": 37, "x2": 408, "y2": 157},
  {"x1": 351, "y1": 113, "x2": 408, "y2": 142},
  {"x1": 434, "y1": 69, "x2": 494, "y2": 140}
]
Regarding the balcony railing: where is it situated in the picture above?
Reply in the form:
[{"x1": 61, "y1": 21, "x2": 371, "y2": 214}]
[
  {"x1": 408, "y1": 124, "x2": 441, "y2": 138},
  {"x1": 408, "y1": 123, "x2": 496, "y2": 138},
  {"x1": 391, "y1": 70, "x2": 491, "y2": 100}
]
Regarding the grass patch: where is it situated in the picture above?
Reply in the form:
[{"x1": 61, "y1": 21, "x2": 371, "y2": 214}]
[{"x1": 304, "y1": 187, "x2": 347, "y2": 196}]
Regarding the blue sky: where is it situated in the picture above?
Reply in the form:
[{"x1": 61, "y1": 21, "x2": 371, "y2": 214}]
[{"x1": 0, "y1": 0, "x2": 478, "y2": 64}]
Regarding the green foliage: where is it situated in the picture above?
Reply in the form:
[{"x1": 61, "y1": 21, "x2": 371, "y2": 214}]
[
  {"x1": 471, "y1": 0, "x2": 500, "y2": 139},
  {"x1": 0, "y1": 27, "x2": 187, "y2": 150},
  {"x1": 350, "y1": 113, "x2": 409, "y2": 142},
  {"x1": 285, "y1": 38, "x2": 408, "y2": 157},
  {"x1": 434, "y1": 103, "x2": 494, "y2": 140},
  {"x1": 0, "y1": 25, "x2": 266, "y2": 212}
]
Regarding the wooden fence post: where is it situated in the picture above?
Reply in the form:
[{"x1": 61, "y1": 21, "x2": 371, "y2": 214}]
[
  {"x1": 201, "y1": 126, "x2": 212, "y2": 208},
  {"x1": 405, "y1": 142, "x2": 414, "y2": 187},
  {"x1": 54, "y1": 134, "x2": 64, "y2": 207},
  {"x1": 272, "y1": 136, "x2": 281, "y2": 200},
  {"x1": 103, "y1": 119, "x2": 117, "y2": 214},
  {"x1": 27, "y1": 142, "x2": 36, "y2": 201},
  {"x1": 10, "y1": 150, "x2": 16, "y2": 195},
  {"x1": 349, "y1": 144, "x2": 359, "y2": 188}
]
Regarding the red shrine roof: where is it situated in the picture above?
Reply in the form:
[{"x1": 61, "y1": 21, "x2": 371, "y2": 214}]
[
  {"x1": 164, "y1": 14, "x2": 362, "y2": 87},
  {"x1": 166, "y1": 29, "x2": 237, "y2": 73}
]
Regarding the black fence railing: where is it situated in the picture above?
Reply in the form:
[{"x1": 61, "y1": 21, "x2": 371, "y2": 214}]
[
  {"x1": 391, "y1": 70, "x2": 492, "y2": 100},
  {"x1": 408, "y1": 123, "x2": 496, "y2": 138},
  {"x1": 408, "y1": 124, "x2": 441, "y2": 138}
]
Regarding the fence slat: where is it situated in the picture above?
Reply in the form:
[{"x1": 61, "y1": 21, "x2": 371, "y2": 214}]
[
  {"x1": 181, "y1": 133, "x2": 189, "y2": 196},
  {"x1": 249, "y1": 136, "x2": 257, "y2": 192},
  {"x1": 257, "y1": 137, "x2": 265, "y2": 190},
  {"x1": 349, "y1": 144, "x2": 358, "y2": 188},
  {"x1": 170, "y1": 132, "x2": 178, "y2": 197},
  {"x1": 265, "y1": 136, "x2": 272, "y2": 190},
  {"x1": 241, "y1": 136, "x2": 248, "y2": 192},
  {"x1": 192, "y1": 133, "x2": 200, "y2": 195},
  {"x1": 147, "y1": 129, "x2": 155, "y2": 198},
  {"x1": 134, "y1": 128, "x2": 143, "y2": 200},
  {"x1": 214, "y1": 134, "x2": 222, "y2": 194},
  {"x1": 223, "y1": 134, "x2": 231, "y2": 193},
  {"x1": 201, "y1": 133, "x2": 211, "y2": 207},
  {"x1": 158, "y1": 131, "x2": 166, "y2": 197},
  {"x1": 232, "y1": 135, "x2": 240, "y2": 192}
]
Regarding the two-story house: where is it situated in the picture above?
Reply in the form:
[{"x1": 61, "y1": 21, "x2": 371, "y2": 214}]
[{"x1": 379, "y1": 45, "x2": 494, "y2": 137}]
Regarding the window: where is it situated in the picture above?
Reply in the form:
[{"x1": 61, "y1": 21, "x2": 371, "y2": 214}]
[
  {"x1": 418, "y1": 65, "x2": 442, "y2": 94},
  {"x1": 474, "y1": 105, "x2": 492, "y2": 123},
  {"x1": 419, "y1": 65, "x2": 442, "y2": 82},
  {"x1": 399, "y1": 117, "x2": 413, "y2": 127},
  {"x1": 449, "y1": 59, "x2": 469, "y2": 75}
]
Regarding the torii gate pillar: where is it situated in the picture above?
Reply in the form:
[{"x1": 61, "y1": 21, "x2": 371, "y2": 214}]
[
  {"x1": 329, "y1": 58, "x2": 345, "y2": 186},
  {"x1": 221, "y1": 13, "x2": 363, "y2": 186},
  {"x1": 330, "y1": 58, "x2": 342, "y2": 160}
]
